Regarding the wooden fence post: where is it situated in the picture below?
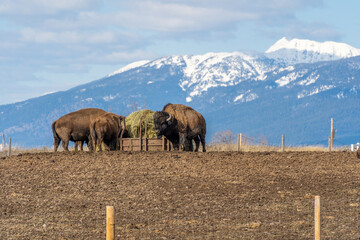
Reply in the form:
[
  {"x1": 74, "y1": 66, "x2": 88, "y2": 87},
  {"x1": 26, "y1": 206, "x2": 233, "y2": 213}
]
[
  {"x1": 139, "y1": 118, "x2": 142, "y2": 152},
  {"x1": 314, "y1": 196, "x2": 320, "y2": 240},
  {"x1": 162, "y1": 136, "x2": 165, "y2": 151},
  {"x1": 237, "y1": 133, "x2": 242, "y2": 152},
  {"x1": 7, "y1": 138, "x2": 11, "y2": 157},
  {"x1": 281, "y1": 134, "x2": 285, "y2": 152},
  {"x1": 106, "y1": 206, "x2": 115, "y2": 240},
  {"x1": 145, "y1": 118, "x2": 148, "y2": 151},
  {"x1": 330, "y1": 118, "x2": 334, "y2": 151},
  {"x1": 2, "y1": 133, "x2": 4, "y2": 152},
  {"x1": 119, "y1": 116, "x2": 126, "y2": 151}
]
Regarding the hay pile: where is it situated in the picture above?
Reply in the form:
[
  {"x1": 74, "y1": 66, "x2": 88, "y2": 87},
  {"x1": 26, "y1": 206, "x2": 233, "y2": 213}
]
[{"x1": 125, "y1": 109, "x2": 157, "y2": 138}]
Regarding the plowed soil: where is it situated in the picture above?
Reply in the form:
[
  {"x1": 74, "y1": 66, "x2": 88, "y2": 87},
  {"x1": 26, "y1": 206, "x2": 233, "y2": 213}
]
[{"x1": 1, "y1": 151, "x2": 360, "y2": 239}]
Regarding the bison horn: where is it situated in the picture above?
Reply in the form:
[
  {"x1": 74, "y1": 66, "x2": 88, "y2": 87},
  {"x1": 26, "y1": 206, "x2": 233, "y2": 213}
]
[{"x1": 166, "y1": 113, "x2": 172, "y2": 122}]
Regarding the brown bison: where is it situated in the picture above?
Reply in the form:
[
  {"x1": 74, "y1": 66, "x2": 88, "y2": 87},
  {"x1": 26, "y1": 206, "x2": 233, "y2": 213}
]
[
  {"x1": 90, "y1": 113, "x2": 125, "y2": 151},
  {"x1": 51, "y1": 108, "x2": 106, "y2": 152},
  {"x1": 153, "y1": 103, "x2": 206, "y2": 152}
]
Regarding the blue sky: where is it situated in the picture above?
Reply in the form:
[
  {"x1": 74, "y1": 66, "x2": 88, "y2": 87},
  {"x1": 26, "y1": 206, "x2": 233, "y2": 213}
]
[{"x1": 0, "y1": 0, "x2": 359, "y2": 105}]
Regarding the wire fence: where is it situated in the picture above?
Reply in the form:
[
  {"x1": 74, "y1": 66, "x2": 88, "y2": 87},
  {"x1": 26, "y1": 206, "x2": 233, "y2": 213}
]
[
  {"x1": 2, "y1": 192, "x2": 359, "y2": 239},
  {"x1": 208, "y1": 131, "x2": 353, "y2": 152},
  {"x1": 103, "y1": 197, "x2": 360, "y2": 239}
]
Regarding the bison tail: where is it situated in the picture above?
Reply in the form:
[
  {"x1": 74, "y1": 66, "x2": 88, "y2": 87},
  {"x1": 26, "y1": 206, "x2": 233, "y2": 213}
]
[
  {"x1": 51, "y1": 121, "x2": 60, "y2": 140},
  {"x1": 52, "y1": 121, "x2": 61, "y2": 152}
]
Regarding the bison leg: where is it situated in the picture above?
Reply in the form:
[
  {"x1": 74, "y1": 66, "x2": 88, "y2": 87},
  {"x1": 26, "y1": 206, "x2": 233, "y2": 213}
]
[
  {"x1": 102, "y1": 138, "x2": 112, "y2": 151},
  {"x1": 183, "y1": 138, "x2": 193, "y2": 151},
  {"x1": 98, "y1": 138, "x2": 103, "y2": 152},
  {"x1": 180, "y1": 134, "x2": 193, "y2": 152},
  {"x1": 172, "y1": 137, "x2": 180, "y2": 150},
  {"x1": 200, "y1": 134, "x2": 206, "y2": 152},
  {"x1": 179, "y1": 133, "x2": 187, "y2": 151},
  {"x1": 74, "y1": 141, "x2": 84, "y2": 152},
  {"x1": 53, "y1": 138, "x2": 60, "y2": 152},
  {"x1": 172, "y1": 142, "x2": 179, "y2": 150},
  {"x1": 104, "y1": 143, "x2": 111, "y2": 151},
  {"x1": 62, "y1": 139, "x2": 70, "y2": 151},
  {"x1": 193, "y1": 136, "x2": 200, "y2": 152},
  {"x1": 87, "y1": 137, "x2": 94, "y2": 152},
  {"x1": 74, "y1": 141, "x2": 79, "y2": 152},
  {"x1": 109, "y1": 139, "x2": 117, "y2": 151}
]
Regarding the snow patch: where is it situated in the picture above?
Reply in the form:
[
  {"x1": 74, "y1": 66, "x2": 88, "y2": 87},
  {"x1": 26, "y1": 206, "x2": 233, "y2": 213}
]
[
  {"x1": 178, "y1": 52, "x2": 274, "y2": 97},
  {"x1": 297, "y1": 85, "x2": 335, "y2": 99},
  {"x1": 297, "y1": 72, "x2": 319, "y2": 86},
  {"x1": 108, "y1": 60, "x2": 150, "y2": 76},
  {"x1": 82, "y1": 98, "x2": 93, "y2": 102},
  {"x1": 234, "y1": 90, "x2": 259, "y2": 103},
  {"x1": 149, "y1": 56, "x2": 184, "y2": 69},
  {"x1": 337, "y1": 92, "x2": 345, "y2": 99},
  {"x1": 234, "y1": 94, "x2": 245, "y2": 102},
  {"x1": 41, "y1": 91, "x2": 57, "y2": 96},
  {"x1": 276, "y1": 70, "x2": 308, "y2": 87},
  {"x1": 266, "y1": 37, "x2": 360, "y2": 57},
  {"x1": 266, "y1": 37, "x2": 360, "y2": 64},
  {"x1": 103, "y1": 94, "x2": 120, "y2": 102},
  {"x1": 276, "y1": 66, "x2": 295, "y2": 73}
]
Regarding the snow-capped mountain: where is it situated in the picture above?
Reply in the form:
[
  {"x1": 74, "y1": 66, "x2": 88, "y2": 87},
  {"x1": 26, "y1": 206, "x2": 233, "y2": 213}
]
[
  {"x1": 265, "y1": 37, "x2": 360, "y2": 64},
  {"x1": 1, "y1": 38, "x2": 360, "y2": 148},
  {"x1": 146, "y1": 52, "x2": 281, "y2": 102}
]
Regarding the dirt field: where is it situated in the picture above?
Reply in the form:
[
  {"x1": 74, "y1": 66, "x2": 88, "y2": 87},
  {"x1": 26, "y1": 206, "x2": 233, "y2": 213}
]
[{"x1": 1, "y1": 150, "x2": 360, "y2": 239}]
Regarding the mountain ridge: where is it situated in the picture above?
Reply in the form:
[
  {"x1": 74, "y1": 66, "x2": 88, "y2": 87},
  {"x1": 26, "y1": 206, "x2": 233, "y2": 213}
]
[{"x1": 1, "y1": 38, "x2": 360, "y2": 148}]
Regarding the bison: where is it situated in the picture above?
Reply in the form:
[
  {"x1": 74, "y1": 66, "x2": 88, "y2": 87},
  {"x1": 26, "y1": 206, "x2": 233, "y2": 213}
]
[
  {"x1": 51, "y1": 108, "x2": 106, "y2": 152},
  {"x1": 90, "y1": 113, "x2": 125, "y2": 151},
  {"x1": 153, "y1": 103, "x2": 206, "y2": 152}
]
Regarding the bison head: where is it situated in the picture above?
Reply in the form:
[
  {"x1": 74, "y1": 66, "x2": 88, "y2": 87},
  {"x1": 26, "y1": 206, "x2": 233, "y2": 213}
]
[{"x1": 153, "y1": 111, "x2": 175, "y2": 139}]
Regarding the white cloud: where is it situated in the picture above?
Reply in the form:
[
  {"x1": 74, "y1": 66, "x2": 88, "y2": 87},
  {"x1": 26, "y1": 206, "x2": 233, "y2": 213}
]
[
  {"x1": 284, "y1": 22, "x2": 342, "y2": 41},
  {"x1": 109, "y1": 0, "x2": 323, "y2": 32},
  {"x1": 19, "y1": 1, "x2": 324, "y2": 34},
  {"x1": 21, "y1": 28, "x2": 118, "y2": 44},
  {"x1": 81, "y1": 50, "x2": 155, "y2": 64},
  {"x1": 110, "y1": 2, "x2": 256, "y2": 33},
  {"x1": 0, "y1": 0, "x2": 102, "y2": 15}
]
